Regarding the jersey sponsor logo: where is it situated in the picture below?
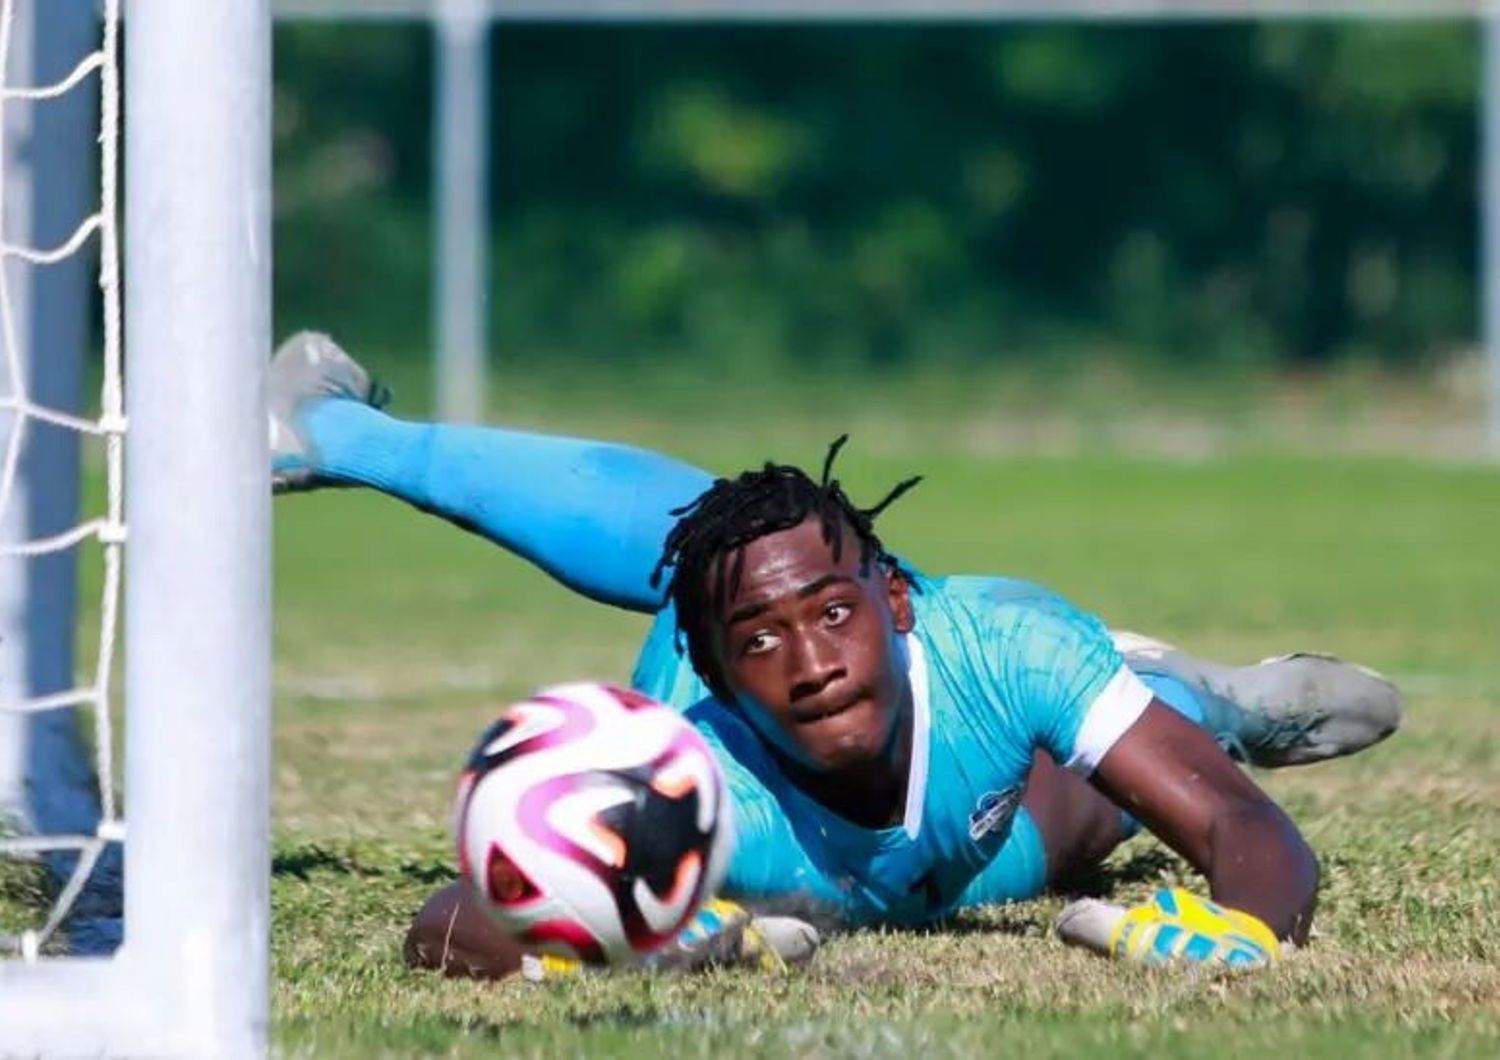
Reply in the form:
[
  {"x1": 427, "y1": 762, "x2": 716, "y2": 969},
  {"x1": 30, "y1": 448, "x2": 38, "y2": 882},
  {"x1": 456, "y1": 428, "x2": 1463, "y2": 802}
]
[{"x1": 968, "y1": 786, "x2": 1022, "y2": 844}]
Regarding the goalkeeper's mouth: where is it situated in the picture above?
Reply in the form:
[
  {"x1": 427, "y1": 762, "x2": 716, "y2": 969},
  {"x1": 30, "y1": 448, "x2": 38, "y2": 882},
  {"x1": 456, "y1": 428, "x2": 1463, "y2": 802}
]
[
  {"x1": 782, "y1": 690, "x2": 896, "y2": 771},
  {"x1": 792, "y1": 691, "x2": 865, "y2": 726}
]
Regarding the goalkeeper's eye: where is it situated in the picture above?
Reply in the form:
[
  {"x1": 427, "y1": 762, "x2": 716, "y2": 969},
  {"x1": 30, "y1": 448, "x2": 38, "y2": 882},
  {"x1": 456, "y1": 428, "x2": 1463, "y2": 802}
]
[
  {"x1": 741, "y1": 630, "x2": 780, "y2": 657},
  {"x1": 822, "y1": 601, "x2": 853, "y2": 626}
]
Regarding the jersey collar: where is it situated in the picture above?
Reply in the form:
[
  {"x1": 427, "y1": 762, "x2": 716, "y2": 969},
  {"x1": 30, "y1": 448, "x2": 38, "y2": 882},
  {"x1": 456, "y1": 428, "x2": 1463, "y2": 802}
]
[{"x1": 900, "y1": 632, "x2": 931, "y2": 840}]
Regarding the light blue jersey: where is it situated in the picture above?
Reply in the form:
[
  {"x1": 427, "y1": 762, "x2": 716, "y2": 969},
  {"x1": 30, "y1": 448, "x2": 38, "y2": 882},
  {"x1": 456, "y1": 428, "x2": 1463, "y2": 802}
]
[
  {"x1": 296, "y1": 401, "x2": 1221, "y2": 926},
  {"x1": 630, "y1": 573, "x2": 1155, "y2": 926}
]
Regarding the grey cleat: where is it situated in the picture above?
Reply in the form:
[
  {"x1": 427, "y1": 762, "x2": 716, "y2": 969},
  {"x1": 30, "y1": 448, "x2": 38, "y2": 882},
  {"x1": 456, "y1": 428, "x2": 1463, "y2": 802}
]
[
  {"x1": 268, "y1": 330, "x2": 390, "y2": 493},
  {"x1": 1113, "y1": 631, "x2": 1403, "y2": 768}
]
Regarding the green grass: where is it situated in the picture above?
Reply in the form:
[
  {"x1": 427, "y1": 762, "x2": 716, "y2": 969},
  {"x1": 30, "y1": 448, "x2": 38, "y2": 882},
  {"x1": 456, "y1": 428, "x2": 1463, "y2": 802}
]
[{"x1": 253, "y1": 396, "x2": 1500, "y2": 1059}]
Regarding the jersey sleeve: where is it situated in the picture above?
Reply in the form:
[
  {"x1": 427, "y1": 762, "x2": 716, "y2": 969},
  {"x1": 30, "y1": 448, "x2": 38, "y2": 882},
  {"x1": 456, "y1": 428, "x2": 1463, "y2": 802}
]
[{"x1": 996, "y1": 597, "x2": 1155, "y2": 776}]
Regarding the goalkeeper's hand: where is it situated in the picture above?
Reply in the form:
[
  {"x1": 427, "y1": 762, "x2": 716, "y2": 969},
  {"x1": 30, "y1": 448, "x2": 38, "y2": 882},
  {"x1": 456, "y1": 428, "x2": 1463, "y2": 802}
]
[
  {"x1": 642, "y1": 898, "x2": 819, "y2": 974},
  {"x1": 1057, "y1": 888, "x2": 1282, "y2": 970},
  {"x1": 520, "y1": 899, "x2": 821, "y2": 981}
]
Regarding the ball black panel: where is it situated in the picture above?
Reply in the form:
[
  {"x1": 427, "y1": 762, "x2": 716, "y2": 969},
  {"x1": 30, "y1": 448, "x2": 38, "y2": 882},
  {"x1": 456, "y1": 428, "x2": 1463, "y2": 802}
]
[
  {"x1": 593, "y1": 769, "x2": 710, "y2": 899},
  {"x1": 464, "y1": 716, "x2": 516, "y2": 773}
]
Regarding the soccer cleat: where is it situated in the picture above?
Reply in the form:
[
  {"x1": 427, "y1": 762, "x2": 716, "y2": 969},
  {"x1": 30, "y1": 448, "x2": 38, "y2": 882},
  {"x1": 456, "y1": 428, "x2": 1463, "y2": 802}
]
[
  {"x1": 268, "y1": 330, "x2": 390, "y2": 493},
  {"x1": 1114, "y1": 632, "x2": 1402, "y2": 768}
]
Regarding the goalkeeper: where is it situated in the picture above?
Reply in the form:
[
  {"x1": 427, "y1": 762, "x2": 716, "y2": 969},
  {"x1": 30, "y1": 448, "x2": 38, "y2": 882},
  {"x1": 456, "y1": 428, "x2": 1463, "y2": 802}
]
[{"x1": 268, "y1": 333, "x2": 1401, "y2": 975}]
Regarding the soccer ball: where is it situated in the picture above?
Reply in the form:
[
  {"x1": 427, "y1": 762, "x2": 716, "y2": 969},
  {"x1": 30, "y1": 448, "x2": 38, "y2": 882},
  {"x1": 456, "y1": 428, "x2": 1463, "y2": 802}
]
[{"x1": 454, "y1": 682, "x2": 734, "y2": 966}]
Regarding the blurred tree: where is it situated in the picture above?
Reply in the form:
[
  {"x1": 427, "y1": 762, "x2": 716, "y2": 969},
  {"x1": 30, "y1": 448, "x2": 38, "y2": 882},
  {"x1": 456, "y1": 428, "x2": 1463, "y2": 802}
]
[
  {"x1": 271, "y1": 20, "x2": 1478, "y2": 370},
  {"x1": 273, "y1": 24, "x2": 432, "y2": 350}
]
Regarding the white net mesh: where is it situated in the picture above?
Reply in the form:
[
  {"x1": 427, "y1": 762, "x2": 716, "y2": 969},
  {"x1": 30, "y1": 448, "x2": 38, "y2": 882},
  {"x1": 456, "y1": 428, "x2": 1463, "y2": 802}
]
[{"x1": 0, "y1": 0, "x2": 122, "y2": 959}]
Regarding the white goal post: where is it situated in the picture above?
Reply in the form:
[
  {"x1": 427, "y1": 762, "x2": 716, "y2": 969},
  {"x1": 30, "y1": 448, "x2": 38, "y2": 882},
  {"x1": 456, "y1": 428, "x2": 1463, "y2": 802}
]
[{"x1": 0, "y1": 0, "x2": 271, "y2": 1055}]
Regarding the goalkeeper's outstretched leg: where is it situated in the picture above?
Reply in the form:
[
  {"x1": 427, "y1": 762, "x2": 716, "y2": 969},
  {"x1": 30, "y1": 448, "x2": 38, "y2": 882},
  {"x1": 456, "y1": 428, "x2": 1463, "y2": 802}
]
[
  {"x1": 268, "y1": 330, "x2": 708, "y2": 613},
  {"x1": 269, "y1": 331, "x2": 1400, "y2": 771}
]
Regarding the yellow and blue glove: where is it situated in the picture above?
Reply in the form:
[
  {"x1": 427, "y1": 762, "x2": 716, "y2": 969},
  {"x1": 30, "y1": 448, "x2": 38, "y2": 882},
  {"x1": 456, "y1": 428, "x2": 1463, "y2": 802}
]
[
  {"x1": 521, "y1": 899, "x2": 819, "y2": 981},
  {"x1": 644, "y1": 897, "x2": 789, "y2": 974},
  {"x1": 1057, "y1": 887, "x2": 1282, "y2": 970}
]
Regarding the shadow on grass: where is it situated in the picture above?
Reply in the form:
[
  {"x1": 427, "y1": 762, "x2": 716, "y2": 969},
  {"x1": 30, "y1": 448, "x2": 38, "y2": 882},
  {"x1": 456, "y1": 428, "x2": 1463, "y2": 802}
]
[
  {"x1": 426, "y1": 1014, "x2": 507, "y2": 1042},
  {"x1": 273, "y1": 842, "x2": 454, "y2": 885},
  {"x1": 407, "y1": 1007, "x2": 664, "y2": 1042},
  {"x1": 903, "y1": 908, "x2": 1044, "y2": 938},
  {"x1": 1053, "y1": 847, "x2": 1180, "y2": 899},
  {"x1": 566, "y1": 1006, "x2": 664, "y2": 1031}
]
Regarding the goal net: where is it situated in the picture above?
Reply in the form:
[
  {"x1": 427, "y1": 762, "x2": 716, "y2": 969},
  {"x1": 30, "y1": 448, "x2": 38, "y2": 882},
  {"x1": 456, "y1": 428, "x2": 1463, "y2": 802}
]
[
  {"x1": 0, "y1": 0, "x2": 125, "y2": 962},
  {"x1": 0, "y1": 0, "x2": 271, "y2": 1055}
]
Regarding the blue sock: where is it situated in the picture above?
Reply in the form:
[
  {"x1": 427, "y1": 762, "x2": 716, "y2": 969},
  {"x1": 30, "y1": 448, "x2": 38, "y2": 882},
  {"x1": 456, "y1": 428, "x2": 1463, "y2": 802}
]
[
  {"x1": 301, "y1": 401, "x2": 714, "y2": 613},
  {"x1": 1136, "y1": 671, "x2": 1207, "y2": 728}
]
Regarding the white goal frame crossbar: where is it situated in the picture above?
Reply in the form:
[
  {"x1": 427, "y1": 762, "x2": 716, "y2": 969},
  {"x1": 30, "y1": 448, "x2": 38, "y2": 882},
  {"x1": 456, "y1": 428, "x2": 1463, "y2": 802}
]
[
  {"x1": 0, "y1": 0, "x2": 271, "y2": 1057},
  {"x1": 278, "y1": 0, "x2": 1500, "y2": 19}
]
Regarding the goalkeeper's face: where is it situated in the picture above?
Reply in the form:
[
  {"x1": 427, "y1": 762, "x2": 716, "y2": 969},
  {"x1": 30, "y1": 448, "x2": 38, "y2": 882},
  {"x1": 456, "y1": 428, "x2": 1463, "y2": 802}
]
[{"x1": 709, "y1": 517, "x2": 915, "y2": 773}]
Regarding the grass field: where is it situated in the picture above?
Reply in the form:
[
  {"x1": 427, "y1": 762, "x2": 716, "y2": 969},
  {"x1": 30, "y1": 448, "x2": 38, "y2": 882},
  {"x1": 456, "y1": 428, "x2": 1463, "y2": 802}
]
[{"x1": 250, "y1": 382, "x2": 1500, "y2": 1059}]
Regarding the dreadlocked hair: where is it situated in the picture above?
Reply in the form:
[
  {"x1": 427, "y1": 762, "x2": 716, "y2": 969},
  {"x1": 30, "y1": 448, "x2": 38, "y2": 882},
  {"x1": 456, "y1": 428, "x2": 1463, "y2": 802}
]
[{"x1": 649, "y1": 435, "x2": 922, "y2": 703}]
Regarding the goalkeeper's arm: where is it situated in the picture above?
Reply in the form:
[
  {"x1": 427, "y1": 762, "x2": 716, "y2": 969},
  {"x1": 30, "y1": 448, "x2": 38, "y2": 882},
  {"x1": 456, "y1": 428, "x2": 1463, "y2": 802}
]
[{"x1": 1089, "y1": 701, "x2": 1320, "y2": 944}]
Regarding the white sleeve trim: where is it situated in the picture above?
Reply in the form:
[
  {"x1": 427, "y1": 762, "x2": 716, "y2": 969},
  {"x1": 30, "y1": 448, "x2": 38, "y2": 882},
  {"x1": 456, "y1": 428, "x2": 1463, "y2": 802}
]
[{"x1": 1063, "y1": 666, "x2": 1154, "y2": 776}]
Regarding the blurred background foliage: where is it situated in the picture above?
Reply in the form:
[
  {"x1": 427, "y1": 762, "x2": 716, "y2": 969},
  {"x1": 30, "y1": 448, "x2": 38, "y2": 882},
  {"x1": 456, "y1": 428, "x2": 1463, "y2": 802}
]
[{"x1": 272, "y1": 21, "x2": 1479, "y2": 376}]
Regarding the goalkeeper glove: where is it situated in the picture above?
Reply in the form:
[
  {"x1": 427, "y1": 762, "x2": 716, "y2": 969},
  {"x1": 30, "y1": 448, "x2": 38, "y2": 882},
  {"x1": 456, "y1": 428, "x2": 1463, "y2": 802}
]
[
  {"x1": 520, "y1": 899, "x2": 820, "y2": 981},
  {"x1": 1057, "y1": 887, "x2": 1282, "y2": 970}
]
